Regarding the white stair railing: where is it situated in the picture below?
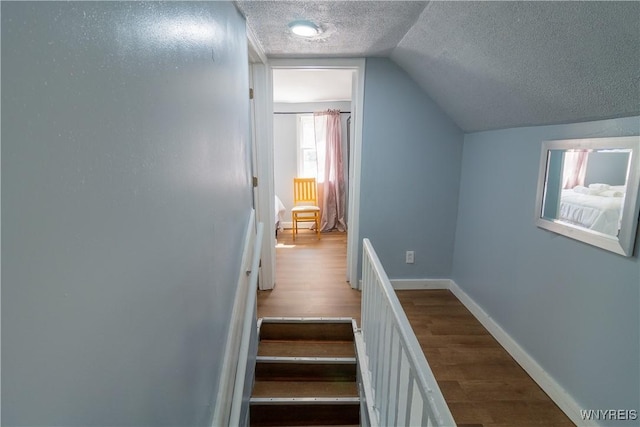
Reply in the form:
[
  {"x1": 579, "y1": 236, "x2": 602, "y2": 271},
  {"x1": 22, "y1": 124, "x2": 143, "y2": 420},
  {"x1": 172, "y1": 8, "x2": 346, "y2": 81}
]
[
  {"x1": 212, "y1": 209, "x2": 264, "y2": 427},
  {"x1": 355, "y1": 238, "x2": 456, "y2": 427}
]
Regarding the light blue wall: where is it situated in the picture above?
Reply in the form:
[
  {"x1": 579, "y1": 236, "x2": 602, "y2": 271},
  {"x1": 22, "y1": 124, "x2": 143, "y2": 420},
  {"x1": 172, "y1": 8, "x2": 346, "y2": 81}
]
[
  {"x1": 453, "y1": 116, "x2": 640, "y2": 423},
  {"x1": 542, "y1": 150, "x2": 564, "y2": 220},
  {"x1": 585, "y1": 152, "x2": 629, "y2": 186},
  {"x1": 2, "y1": 2, "x2": 252, "y2": 425},
  {"x1": 360, "y1": 58, "x2": 464, "y2": 278}
]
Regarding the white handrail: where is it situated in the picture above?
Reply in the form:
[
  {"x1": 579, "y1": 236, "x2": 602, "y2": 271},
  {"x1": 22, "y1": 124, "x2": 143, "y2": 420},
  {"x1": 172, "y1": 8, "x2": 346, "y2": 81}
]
[
  {"x1": 229, "y1": 220, "x2": 263, "y2": 425},
  {"x1": 358, "y1": 238, "x2": 456, "y2": 427},
  {"x1": 211, "y1": 210, "x2": 264, "y2": 427}
]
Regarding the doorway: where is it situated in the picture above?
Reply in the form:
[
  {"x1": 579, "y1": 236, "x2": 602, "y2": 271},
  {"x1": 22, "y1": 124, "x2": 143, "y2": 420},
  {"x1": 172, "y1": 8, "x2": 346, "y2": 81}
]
[
  {"x1": 272, "y1": 68, "x2": 352, "y2": 235},
  {"x1": 254, "y1": 59, "x2": 365, "y2": 291}
]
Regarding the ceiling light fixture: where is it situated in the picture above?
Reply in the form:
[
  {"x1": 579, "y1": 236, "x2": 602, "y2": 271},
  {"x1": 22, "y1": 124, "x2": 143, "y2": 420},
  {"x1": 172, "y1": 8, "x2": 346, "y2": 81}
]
[{"x1": 288, "y1": 20, "x2": 321, "y2": 38}]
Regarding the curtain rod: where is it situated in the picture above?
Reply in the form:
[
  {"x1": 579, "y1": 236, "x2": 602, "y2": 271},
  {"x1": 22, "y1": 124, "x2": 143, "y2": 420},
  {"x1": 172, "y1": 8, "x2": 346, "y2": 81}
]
[{"x1": 274, "y1": 111, "x2": 351, "y2": 115}]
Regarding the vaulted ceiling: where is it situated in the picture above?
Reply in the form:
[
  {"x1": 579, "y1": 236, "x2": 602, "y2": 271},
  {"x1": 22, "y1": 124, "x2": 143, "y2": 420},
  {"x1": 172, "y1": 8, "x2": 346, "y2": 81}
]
[{"x1": 235, "y1": 1, "x2": 640, "y2": 132}]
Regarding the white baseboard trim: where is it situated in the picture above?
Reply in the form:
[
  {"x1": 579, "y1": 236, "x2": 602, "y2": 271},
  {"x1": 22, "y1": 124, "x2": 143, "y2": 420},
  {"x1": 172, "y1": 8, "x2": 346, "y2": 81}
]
[
  {"x1": 279, "y1": 221, "x2": 313, "y2": 230},
  {"x1": 447, "y1": 280, "x2": 595, "y2": 427},
  {"x1": 391, "y1": 279, "x2": 451, "y2": 290}
]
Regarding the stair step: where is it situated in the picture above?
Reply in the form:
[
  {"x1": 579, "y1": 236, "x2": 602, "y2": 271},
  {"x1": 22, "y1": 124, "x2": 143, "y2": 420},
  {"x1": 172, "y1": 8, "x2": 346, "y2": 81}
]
[
  {"x1": 252, "y1": 380, "x2": 358, "y2": 398},
  {"x1": 251, "y1": 318, "x2": 360, "y2": 426},
  {"x1": 250, "y1": 398, "x2": 360, "y2": 426},
  {"x1": 255, "y1": 357, "x2": 356, "y2": 382},
  {"x1": 259, "y1": 318, "x2": 354, "y2": 342},
  {"x1": 258, "y1": 340, "x2": 355, "y2": 358}
]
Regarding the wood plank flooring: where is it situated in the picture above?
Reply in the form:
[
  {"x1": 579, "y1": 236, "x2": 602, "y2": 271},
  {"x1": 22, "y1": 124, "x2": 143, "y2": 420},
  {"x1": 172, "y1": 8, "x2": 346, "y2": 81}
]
[
  {"x1": 396, "y1": 289, "x2": 574, "y2": 427},
  {"x1": 257, "y1": 230, "x2": 361, "y2": 324},
  {"x1": 257, "y1": 230, "x2": 575, "y2": 426}
]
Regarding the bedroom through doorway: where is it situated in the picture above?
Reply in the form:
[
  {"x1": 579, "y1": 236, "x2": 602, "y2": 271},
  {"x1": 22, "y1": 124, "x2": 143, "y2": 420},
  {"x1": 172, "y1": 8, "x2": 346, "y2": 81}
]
[{"x1": 266, "y1": 68, "x2": 357, "y2": 312}]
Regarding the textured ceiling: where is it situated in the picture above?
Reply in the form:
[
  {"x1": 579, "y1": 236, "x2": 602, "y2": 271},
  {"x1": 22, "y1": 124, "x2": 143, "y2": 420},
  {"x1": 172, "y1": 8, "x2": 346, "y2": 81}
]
[
  {"x1": 392, "y1": 1, "x2": 640, "y2": 132},
  {"x1": 236, "y1": 1, "x2": 640, "y2": 132},
  {"x1": 236, "y1": 1, "x2": 427, "y2": 57}
]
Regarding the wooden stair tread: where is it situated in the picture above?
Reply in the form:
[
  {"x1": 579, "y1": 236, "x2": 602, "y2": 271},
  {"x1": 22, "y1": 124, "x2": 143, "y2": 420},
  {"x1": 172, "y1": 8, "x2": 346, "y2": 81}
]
[
  {"x1": 252, "y1": 380, "x2": 358, "y2": 398},
  {"x1": 259, "y1": 320, "x2": 354, "y2": 342},
  {"x1": 251, "y1": 318, "x2": 360, "y2": 427},
  {"x1": 250, "y1": 402, "x2": 359, "y2": 426},
  {"x1": 258, "y1": 340, "x2": 355, "y2": 358},
  {"x1": 255, "y1": 358, "x2": 356, "y2": 382}
]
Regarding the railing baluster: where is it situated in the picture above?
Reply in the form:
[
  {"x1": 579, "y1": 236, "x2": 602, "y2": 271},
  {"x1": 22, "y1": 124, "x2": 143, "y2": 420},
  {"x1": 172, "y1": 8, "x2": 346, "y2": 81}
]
[
  {"x1": 422, "y1": 397, "x2": 433, "y2": 427},
  {"x1": 357, "y1": 239, "x2": 455, "y2": 427},
  {"x1": 396, "y1": 349, "x2": 410, "y2": 426},
  {"x1": 369, "y1": 276, "x2": 378, "y2": 395},
  {"x1": 374, "y1": 302, "x2": 387, "y2": 414},
  {"x1": 387, "y1": 326, "x2": 400, "y2": 427},
  {"x1": 409, "y1": 379, "x2": 424, "y2": 426},
  {"x1": 372, "y1": 279, "x2": 382, "y2": 394},
  {"x1": 363, "y1": 257, "x2": 370, "y2": 332},
  {"x1": 380, "y1": 306, "x2": 392, "y2": 423}
]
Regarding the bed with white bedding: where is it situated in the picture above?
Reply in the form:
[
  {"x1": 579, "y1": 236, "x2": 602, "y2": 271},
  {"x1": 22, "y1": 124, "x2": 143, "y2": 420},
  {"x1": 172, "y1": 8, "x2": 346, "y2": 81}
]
[
  {"x1": 559, "y1": 185, "x2": 624, "y2": 236},
  {"x1": 275, "y1": 195, "x2": 285, "y2": 231}
]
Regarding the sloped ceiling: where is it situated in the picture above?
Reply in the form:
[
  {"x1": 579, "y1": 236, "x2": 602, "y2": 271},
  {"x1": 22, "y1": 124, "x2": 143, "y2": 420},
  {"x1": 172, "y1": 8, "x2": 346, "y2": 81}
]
[{"x1": 235, "y1": 1, "x2": 640, "y2": 132}]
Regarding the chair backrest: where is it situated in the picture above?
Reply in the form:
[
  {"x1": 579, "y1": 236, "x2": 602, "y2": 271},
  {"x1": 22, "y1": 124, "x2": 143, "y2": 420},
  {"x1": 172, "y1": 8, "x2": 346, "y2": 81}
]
[{"x1": 293, "y1": 178, "x2": 318, "y2": 206}]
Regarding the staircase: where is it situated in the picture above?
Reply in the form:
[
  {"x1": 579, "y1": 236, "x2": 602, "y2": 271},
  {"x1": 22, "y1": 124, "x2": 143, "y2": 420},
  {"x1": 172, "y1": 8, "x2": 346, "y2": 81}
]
[{"x1": 250, "y1": 318, "x2": 360, "y2": 427}]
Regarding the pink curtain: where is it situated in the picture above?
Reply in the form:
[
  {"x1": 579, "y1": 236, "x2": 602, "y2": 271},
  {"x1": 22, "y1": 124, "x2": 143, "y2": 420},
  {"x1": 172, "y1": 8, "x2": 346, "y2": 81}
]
[
  {"x1": 562, "y1": 150, "x2": 589, "y2": 189},
  {"x1": 314, "y1": 110, "x2": 346, "y2": 232}
]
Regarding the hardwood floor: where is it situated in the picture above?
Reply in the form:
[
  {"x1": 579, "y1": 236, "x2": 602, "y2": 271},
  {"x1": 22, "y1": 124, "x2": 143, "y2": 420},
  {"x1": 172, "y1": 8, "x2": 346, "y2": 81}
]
[
  {"x1": 257, "y1": 230, "x2": 575, "y2": 426},
  {"x1": 257, "y1": 229, "x2": 361, "y2": 324},
  {"x1": 396, "y1": 289, "x2": 575, "y2": 427}
]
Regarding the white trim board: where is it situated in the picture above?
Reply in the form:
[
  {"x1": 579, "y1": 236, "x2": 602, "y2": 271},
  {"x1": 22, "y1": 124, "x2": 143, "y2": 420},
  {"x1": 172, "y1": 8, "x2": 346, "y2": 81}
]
[
  {"x1": 386, "y1": 278, "x2": 594, "y2": 427},
  {"x1": 267, "y1": 58, "x2": 366, "y2": 289},
  {"x1": 358, "y1": 279, "x2": 450, "y2": 290},
  {"x1": 447, "y1": 280, "x2": 596, "y2": 427},
  {"x1": 391, "y1": 279, "x2": 451, "y2": 290},
  {"x1": 251, "y1": 63, "x2": 276, "y2": 291},
  {"x1": 279, "y1": 221, "x2": 313, "y2": 230}
]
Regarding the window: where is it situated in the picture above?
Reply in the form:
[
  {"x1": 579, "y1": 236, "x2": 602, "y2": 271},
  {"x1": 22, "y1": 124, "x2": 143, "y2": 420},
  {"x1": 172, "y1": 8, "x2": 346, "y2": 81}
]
[{"x1": 297, "y1": 114, "x2": 325, "y2": 182}]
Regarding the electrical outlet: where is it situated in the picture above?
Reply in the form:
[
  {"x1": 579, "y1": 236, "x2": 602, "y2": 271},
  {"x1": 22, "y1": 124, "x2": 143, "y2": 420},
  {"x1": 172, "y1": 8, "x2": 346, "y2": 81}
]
[{"x1": 405, "y1": 251, "x2": 415, "y2": 264}]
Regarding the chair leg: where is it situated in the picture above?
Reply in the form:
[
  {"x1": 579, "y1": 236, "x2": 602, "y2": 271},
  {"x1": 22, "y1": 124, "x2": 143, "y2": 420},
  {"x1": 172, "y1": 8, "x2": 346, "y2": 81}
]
[{"x1": 292, "y1": 213, "x2": 296, "y2": 240}]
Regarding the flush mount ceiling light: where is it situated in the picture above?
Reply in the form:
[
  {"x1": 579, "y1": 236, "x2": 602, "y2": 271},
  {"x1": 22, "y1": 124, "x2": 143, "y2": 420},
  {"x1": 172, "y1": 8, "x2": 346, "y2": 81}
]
[{"x1": 288, "y1": 20, "x2": 322, "y2": 38}]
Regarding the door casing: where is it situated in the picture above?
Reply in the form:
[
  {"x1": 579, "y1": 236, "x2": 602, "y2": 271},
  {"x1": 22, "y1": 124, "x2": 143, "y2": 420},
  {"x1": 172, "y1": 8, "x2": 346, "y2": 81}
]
[{"x1": 254, "y1": 58, "x2": 365, "y2": 289}]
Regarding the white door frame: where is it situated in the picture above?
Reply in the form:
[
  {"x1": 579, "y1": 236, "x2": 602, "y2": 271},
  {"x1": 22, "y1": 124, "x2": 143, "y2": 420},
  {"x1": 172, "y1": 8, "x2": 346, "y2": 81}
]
[
  {"x1": 259, "y1": 58, "x2": 366, "y2": 289},
  {"x1": 248, "y1": 29, "x2": 277, "y2": 291}
]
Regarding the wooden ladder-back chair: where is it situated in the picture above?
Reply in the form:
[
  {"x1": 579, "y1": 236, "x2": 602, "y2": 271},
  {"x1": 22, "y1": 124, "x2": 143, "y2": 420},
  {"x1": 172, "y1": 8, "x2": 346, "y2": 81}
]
[{"x1": 292, "y1": 177, "x2": 320, "y2": 240}]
